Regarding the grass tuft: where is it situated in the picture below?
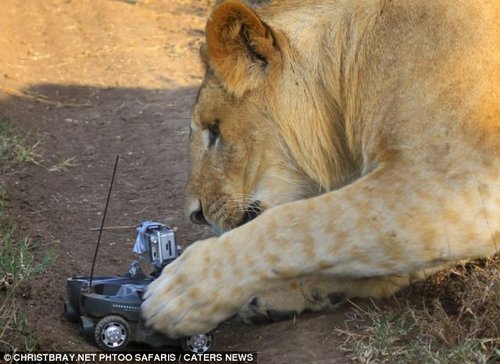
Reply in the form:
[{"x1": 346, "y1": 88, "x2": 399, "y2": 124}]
[
  {"x1": 1, "y1": 117, "x2": 77, "y2": 173},
  {"x1": 0, "y1": 225, "x2": 53, "y2": 287},
  {"x1": 0, "y1": 116, "x2": 54, "y2": 351},
  {"x1": 0, "y1": 118, "x2": 41, "y2": 166},
  {"x1": 0, "y1": 223, "x2": 54, "y2": 352},
  {"x1": 339, "y1": 255, "x2": 499, "y2": 363}
]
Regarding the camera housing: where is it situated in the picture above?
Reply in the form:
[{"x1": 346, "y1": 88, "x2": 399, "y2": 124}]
[{"x1": 142, "y1": 223, "x2": 178, "y2": 269}]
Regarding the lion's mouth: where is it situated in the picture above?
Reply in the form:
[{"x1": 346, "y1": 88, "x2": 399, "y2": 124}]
[
  {"x1": 237, "y1": 201, "x2": 263, "y2": 227},
  {"x1": 206, "y1": 200, "x2": 264, "y2": 235}
]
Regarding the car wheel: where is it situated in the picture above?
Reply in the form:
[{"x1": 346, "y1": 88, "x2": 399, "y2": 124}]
[
  {"x1": 181, "y1": 332, "x2": 214, "y2": 353},
  {"x1": 94, "y1": 315, "x2": 130, "y2": 351}
]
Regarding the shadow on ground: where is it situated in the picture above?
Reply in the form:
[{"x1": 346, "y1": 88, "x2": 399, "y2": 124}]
[{"x1": 0, "y1": 83, "x2": 352, "y2": 363}]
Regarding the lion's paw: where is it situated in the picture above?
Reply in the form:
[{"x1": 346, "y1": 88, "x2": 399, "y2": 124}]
[
  {"x1": 141, "y1": 239, "x2": 247, "y2": 337},
  {"x1": 238, "y1": 279, "x2": 346, "y2": 324}
]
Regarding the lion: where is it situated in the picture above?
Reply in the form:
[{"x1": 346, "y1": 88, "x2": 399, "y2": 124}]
[{"x1": 142, "y1": 0, "x2": 500, "y2": 336}]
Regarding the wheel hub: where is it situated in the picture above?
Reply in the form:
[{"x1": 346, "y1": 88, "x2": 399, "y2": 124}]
[
  {"x1": 191, "y1": 334, "x2": 208, "y2": 349},
  {"x1": 102, "y1": 323, "x2": 126, "y2": 347},
  {"x1": 185, "y1": 333, "x2": 212, "y2": 353}
]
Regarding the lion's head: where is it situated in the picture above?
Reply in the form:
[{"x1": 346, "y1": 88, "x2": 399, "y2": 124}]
[{"x1": 185, "y1": 0, "x2": 357, "y2": 233}]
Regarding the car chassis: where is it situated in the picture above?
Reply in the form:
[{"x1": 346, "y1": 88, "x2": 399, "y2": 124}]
[{"x1": 64, "y1": 221, "x2": 214, "y2": 353}]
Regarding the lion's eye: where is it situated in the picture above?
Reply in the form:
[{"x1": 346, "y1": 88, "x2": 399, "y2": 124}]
[{"x1": 208, "y1": 121, "x2": 220, "y2": 148}]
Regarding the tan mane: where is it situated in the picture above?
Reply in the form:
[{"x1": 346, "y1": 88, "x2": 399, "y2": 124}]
[{"x1": 258, "y1": 1, "x2": 382, "y2": 190}]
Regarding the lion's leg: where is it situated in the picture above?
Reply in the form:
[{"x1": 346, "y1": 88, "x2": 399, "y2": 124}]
[
  {"x1": 251, "y1": 164, "x2": 498, "y2": 279},
  {"x1": 142, "y1": 162, "x2": 499, "y2": 336}
]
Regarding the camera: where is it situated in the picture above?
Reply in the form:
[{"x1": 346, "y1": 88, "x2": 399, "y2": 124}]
[
  {"x1": 133, "y1": 221, "x2": 182, "y2": 274},
  {"x1": 143, "y1": 223, "x2": 177, "y2": 267}
]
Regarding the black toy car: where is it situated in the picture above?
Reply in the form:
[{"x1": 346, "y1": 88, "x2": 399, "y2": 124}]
[{"x1": 64, "y1": 222, "x2": 214, "y2": 353}]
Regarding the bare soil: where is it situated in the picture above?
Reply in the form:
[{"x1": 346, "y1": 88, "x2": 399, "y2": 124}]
[{"x1": 0, "y1": 1, "x2": 351, "y2": 362}]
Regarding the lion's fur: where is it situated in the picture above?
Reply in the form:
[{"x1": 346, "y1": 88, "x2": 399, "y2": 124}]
[
  {"x1": 189, "y1": 0, "x2": 499, "y2": 230},
  {"x1": 179, "y1": 0, "x2": 500, "y2": 324},
  {"x1": 142, "y1": 0, "x2": 499, "y2": 337}
]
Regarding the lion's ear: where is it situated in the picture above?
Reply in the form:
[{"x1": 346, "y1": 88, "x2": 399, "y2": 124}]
[{"x1": 206, "y1": 0, "x2": 281, "y2": 96}]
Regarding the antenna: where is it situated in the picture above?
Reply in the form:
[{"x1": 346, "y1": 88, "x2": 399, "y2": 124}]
[{"x1": 88, "y1": 155, "x2": 119, "y2": 290}]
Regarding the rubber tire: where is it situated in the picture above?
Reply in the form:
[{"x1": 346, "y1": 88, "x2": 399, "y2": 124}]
[
  {"x1": 181, "y1": 332, "x2": 214, "y2": 353},
  {"x1": 94, "y1": 315, "x2": 130, "y2": 352}
]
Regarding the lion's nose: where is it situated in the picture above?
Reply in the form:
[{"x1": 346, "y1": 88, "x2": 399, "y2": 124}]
[{"x1": 190, "y1": 205, "x2": 208, "y2": 225}]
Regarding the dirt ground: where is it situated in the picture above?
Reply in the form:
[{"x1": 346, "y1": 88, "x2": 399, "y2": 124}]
[{"x1": 0, "y1": 0, "x2": 353, "y2": 362}]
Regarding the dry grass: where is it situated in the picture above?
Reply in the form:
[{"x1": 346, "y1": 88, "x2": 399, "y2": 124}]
[
  {"x1": 339, "y1": 256, "x2": 499, "y2": 363},
  {"x1": 0, "y1": 86, "x2": 92, "y2": 108},
  {"x1": 47, "y1": 157, "x2": 78, "y2": 172},
  {"x1": 0, "y1": 117, "x2": 77, "y2": 173}
]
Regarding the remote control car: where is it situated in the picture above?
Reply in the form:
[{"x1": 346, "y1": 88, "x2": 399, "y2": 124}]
[{"x1": 64, "y1": 221, "x2": 214, "y2": 353}]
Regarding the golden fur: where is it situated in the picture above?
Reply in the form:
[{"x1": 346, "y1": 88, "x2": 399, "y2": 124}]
[{"x1": 142, "y1": 0, "x2": 499, "y2": 336}]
